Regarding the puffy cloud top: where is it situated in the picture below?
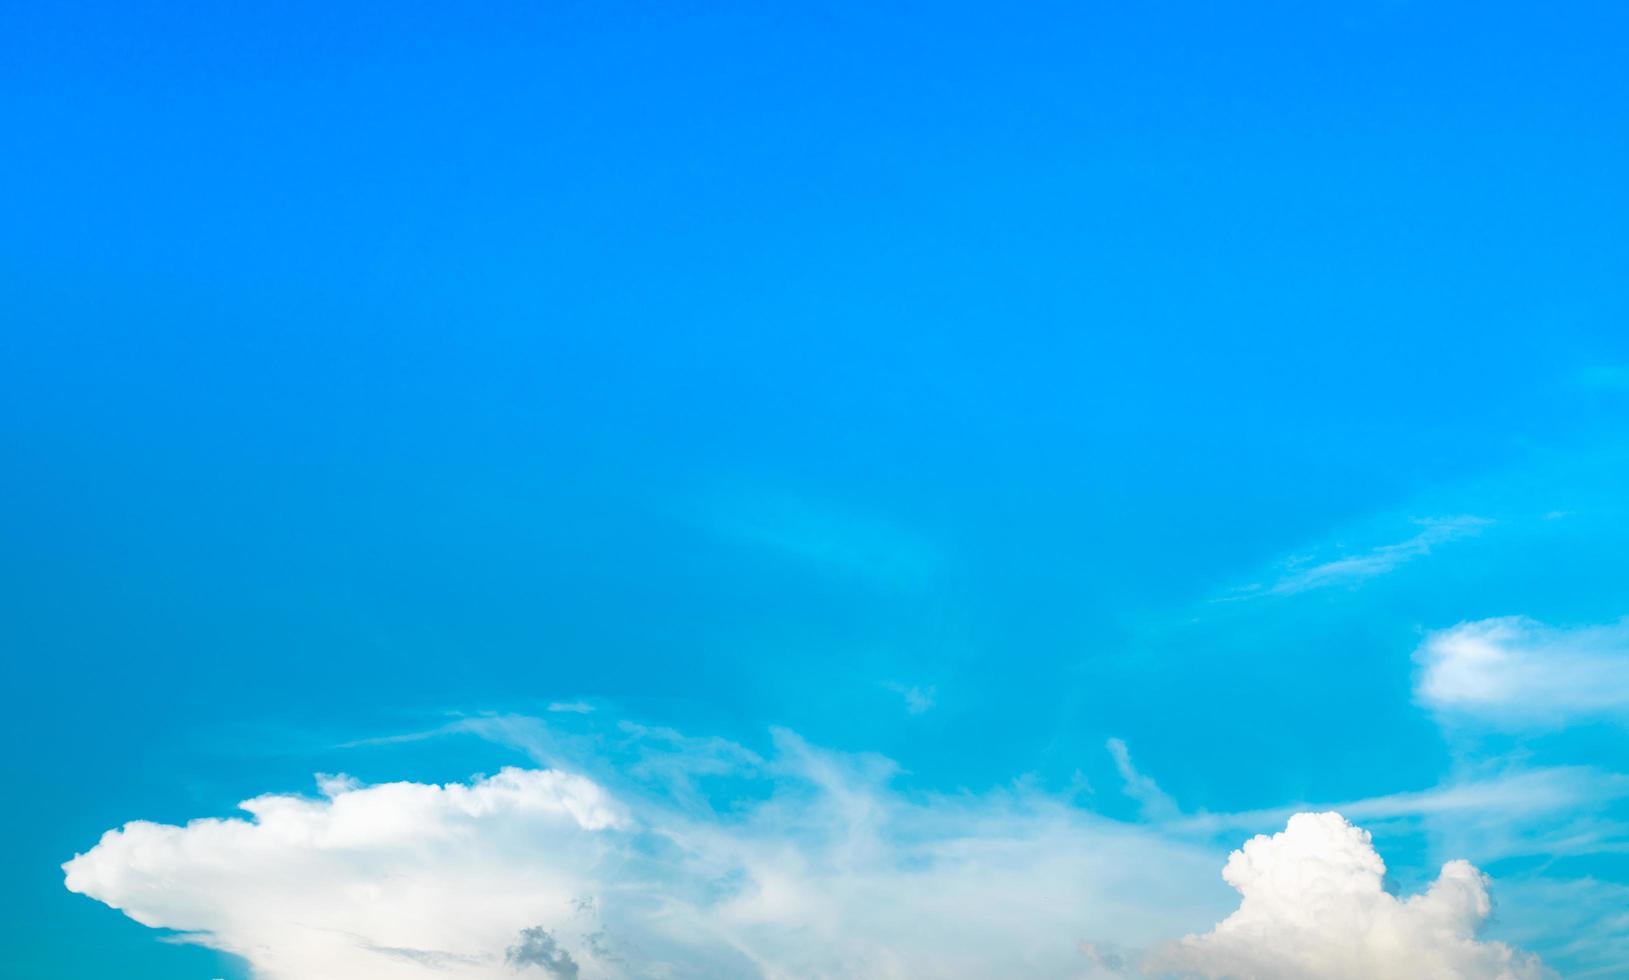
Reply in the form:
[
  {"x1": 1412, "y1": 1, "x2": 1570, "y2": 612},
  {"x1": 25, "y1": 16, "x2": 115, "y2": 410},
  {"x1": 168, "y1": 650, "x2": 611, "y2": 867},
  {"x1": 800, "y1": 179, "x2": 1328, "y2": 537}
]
[
  {"x1": 1151, "y1": 812, "x2": 1552, "y2": 979},
  {"x1": 62, "y1": 746, "x2": 1226, "y2": 979},
  {"x1": 61, "y1": 728, "x2": 1551, "y2": 980},
  {"x1": 63, "y1": 768, "x2": 627, "y2": 980}
]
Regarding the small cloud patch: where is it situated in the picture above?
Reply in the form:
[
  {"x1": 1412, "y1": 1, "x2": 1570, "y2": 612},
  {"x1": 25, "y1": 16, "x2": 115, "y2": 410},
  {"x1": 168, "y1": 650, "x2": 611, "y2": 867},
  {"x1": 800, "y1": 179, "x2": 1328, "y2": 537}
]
[{"x1": 507, "y1": 926, "x2": 579, "y2": 978}]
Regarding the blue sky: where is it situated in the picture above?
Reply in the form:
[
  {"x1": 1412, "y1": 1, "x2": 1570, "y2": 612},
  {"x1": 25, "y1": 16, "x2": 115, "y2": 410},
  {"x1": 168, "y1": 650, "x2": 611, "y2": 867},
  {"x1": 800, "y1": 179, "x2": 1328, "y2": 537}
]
[{"x1": 5, "y1": 2, "x2": 1629, "y2": 977}]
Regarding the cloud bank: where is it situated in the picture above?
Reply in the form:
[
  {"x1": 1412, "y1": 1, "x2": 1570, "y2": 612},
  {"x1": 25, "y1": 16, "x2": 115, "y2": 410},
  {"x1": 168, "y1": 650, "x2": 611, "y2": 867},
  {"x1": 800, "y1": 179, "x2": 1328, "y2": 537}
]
[
  {"x1": 62, "y1": 724, "x2": 1550, "y2": 980},
  {"x1": 1416, "y1": 616, "x2": 1629, "y2": 726},
  {"x1": 65, "y1": 732, "x2": 1225, "y2": 979},
  {"x1": 1150, "y1": 812, "x2": 1552, "y2": 979}
]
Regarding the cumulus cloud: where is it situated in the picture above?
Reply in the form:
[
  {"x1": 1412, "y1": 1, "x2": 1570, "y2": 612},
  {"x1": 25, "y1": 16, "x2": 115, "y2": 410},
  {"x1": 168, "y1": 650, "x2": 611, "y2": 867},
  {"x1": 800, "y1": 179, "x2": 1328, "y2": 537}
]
[
  {"x1": 1150, "y1": 812, "x2": 1552, "y2": 979},
  {"x1": 64, "y1": 728, "x2": 1226, "y2": 979},
  {"x1": 63, "y1": 768, "x2": 628, "y2": 980},
  {"x1": 63, "y1": 722, "x2": 1552, "y2": 980},
  {"x1": 1416, "y1": 616, "x2": 1629, "y2": 725},
  {"x1": 508, "y1": 926, "x2": 580, "y2": 978}
]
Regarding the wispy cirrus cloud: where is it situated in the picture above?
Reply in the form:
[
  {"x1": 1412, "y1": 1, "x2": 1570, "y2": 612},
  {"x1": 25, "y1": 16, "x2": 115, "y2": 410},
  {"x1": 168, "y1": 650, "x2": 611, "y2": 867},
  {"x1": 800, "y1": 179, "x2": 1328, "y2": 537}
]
[
  {"x1": 882, "y1": 681, "x2": 937, "y2": 715},
  {"x1": 1229, "y1": 515, "x2": 1491, "y2": 598},
  {"x1": 691, "y1": 486, "x2": 944, "y2": 593},
  {"x1": 1173, "y1": 764, "x2": 1629, "y2": 868},
  {"x1": 1179, "y1": 765, "x2": 1629, "y2": 829},
  {"x1": 1106, "y1": 738, "x2": 1179, "y2": 821},
  {"x1": 548, "y1": 701, "x2": 596, "y2": 715}
]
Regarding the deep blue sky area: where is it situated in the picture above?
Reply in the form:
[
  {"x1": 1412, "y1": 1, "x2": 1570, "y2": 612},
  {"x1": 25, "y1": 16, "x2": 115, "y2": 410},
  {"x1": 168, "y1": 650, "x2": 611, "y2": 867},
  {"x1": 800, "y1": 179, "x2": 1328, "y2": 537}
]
[{"x1": 4, "y1": 3, "x2": 1629, "y2": 978}]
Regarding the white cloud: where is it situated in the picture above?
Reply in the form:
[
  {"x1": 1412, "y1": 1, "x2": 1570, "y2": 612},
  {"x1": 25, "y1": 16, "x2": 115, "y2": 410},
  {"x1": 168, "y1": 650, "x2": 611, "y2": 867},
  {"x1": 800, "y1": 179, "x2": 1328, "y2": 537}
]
[
  {"x1": 1237, "y1": 516, "x2": 1489, "y2": 598},
  {"x1": 1106, "y1": 738, "x2": 1178, "y2": 821},
  {"x1": 1170, "y1": 764, "x2": 1629, "y2": 892},
  {"x1": 61, "y1": 723, "x2": 1557, "y2": 980},
  {"x1": 1178, "y1": 765, "x2": 1629, "y2": 838},
  {"x1": 548, "y1": 701, "x2": 596, "y2": 715},
  {"x1": 65, "y1": 729, "x2": 1227, "y2": 980},
  {"x1": 64, "y1": 768, "x2": 628, "y2": 980},
  {"x1": 1149, "y1": 812, "x2": 1553, "y2": 980},
  {"x1": 882, "y1": 682, "x2": 936, "y2": 715},
  {"x1": 1416, "y1": 616, "x2": 1629, "y2": 725}
]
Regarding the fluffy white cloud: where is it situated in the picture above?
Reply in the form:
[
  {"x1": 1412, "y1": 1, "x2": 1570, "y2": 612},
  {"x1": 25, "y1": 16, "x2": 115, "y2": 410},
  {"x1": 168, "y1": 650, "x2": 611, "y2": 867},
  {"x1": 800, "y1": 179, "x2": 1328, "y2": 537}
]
[
  {"x1": 63, "y1": 724, "x2": 1553, "y2": 980},
  {"x1": 1416, "y1": 616, "x2": 1629, "y2": 725},
  {"x1": 64, "y1": 768, "x2": 630, "y2": 980},
  {"x1": 1149, "y1": 812, "x2": 1552, "y2": 980},
  {"x1": 65, "y1": 731, "x2": 1227, "y2": 980}
]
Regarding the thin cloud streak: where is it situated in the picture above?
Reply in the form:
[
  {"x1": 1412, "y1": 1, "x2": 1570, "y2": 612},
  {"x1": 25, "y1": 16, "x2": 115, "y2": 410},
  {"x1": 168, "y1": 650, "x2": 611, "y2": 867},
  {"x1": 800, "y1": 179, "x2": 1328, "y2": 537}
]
[{"x1": 1227, "y1": 515, "x2": 1491, "y2": 599}]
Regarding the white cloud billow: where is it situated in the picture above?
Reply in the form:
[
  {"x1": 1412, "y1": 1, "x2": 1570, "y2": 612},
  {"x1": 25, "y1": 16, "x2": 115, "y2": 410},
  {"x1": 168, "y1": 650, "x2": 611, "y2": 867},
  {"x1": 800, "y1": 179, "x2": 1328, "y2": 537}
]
[
  {"x1": 64, "y1": 769, "x2": 628, "y2": 980},
  {"x1": 65, "y1": 732, "x2": 1226, "y2": 979},
  {"x1": 63, "y1": 723, "x2": 1551, "y2": 979},
  {"x1": 1416, "y1": 616, "x2": 1629, "y2": 725},
  {"x1": 1150, "y1": 812, "x2": 1552, "y2": 980}
]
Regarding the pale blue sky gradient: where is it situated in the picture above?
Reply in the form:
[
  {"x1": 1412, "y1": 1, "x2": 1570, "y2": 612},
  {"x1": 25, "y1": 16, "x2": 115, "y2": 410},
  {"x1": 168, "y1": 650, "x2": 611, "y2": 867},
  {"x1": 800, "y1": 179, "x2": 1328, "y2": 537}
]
[{"x1": 5, "y1": 2, "x2": 1629, "y2": 976}]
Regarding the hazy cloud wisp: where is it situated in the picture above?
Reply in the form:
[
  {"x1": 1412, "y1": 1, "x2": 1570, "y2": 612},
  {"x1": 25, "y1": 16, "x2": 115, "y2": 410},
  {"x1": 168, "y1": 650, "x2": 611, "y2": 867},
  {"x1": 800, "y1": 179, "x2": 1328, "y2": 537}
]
[{"x1": 1417, "y1": 616, "x2": 1629, "y2": 726}]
